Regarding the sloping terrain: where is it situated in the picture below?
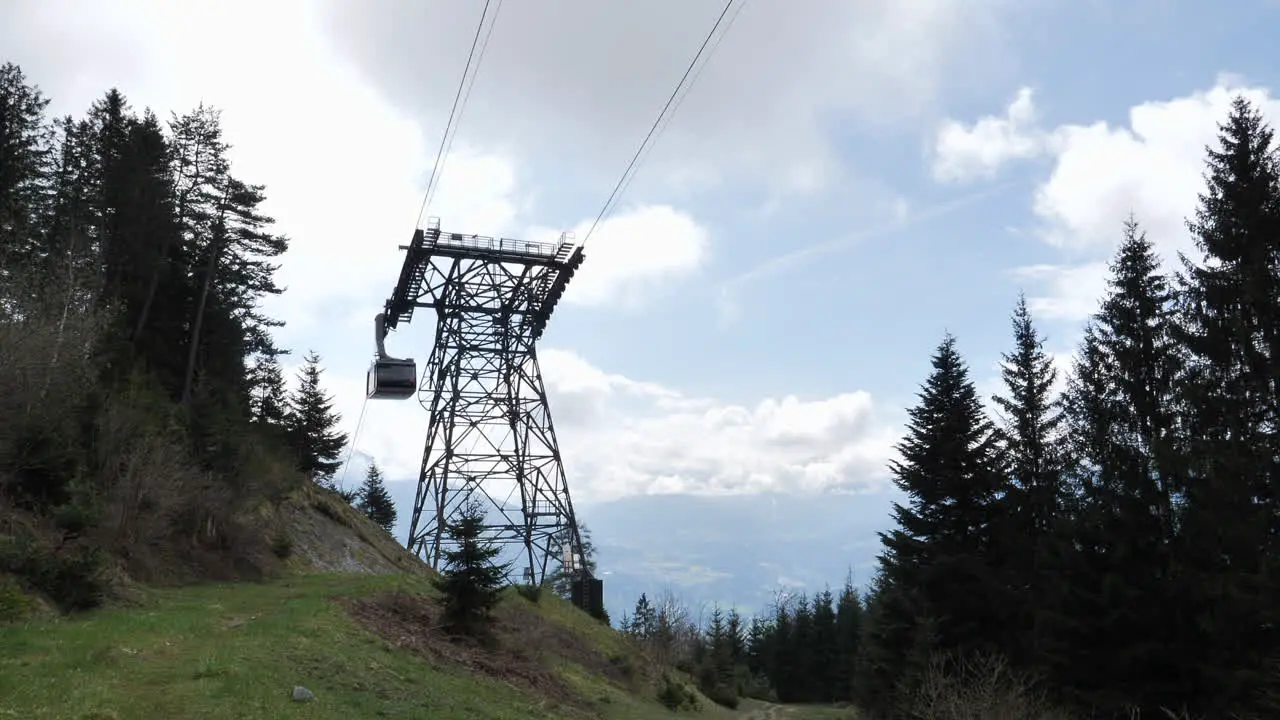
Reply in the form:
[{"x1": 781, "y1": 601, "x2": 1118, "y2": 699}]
[
  {"x1": 1, "y1": 487, "x2": 823, "y2": 718},
  {"x1": 274, "y1": 483, "x2": 427, "y2": 576}
]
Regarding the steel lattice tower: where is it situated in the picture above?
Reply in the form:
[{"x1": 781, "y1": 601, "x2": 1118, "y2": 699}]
[{"x1": 380, "y1": 218, "x2": 587, "y2": 586}]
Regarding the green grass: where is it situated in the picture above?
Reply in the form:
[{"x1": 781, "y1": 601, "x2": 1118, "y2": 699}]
[
  {"x1": 1, "y1": 572, "x2": 831, "y2": 719},
  {"x1": 0, "y1": 573, "x2": 564, "y2": 719},
  {"x1": 0, "y1": 571, "x2": 856, "y2": 719}
]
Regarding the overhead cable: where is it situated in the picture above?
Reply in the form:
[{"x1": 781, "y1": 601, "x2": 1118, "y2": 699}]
[
  {"x1": 415, "y1": 0, "x2": 503, "y2": 227},
  {"x1": 581, "y1": 0, "x2": 743, "y2": 248}
]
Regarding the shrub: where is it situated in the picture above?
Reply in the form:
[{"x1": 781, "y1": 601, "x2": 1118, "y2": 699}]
[
  {"x1": 516, "y1": 583, "x2": 542, "y2": 604},
  {"x1": 904, "y1": 652, "x2": 1068, "y2": 720},
  {"x1": 270, "y1": 531, "x2": 294, "y2": 559},
  {"x1": 702, "y1": 682, "x2": 739, "y2": 709},
  {"x1": 608, "y1": 652, "x2": 638, "y2": 682},
  {"x1": 740, "y1": 672, "x2": 778, "y2": 703},
  {"x1": 0, "y1": 575, "x2": 36, "y2": 622},
  {"x1": 656, "y1": 673, "x2": 701, "y2": 712},
  {"x1": 0, "y1": 297, "x2": 101, "y2": 511},
  {"x1": 0, "y1": 535, "x2": 107, "y2": 612}
]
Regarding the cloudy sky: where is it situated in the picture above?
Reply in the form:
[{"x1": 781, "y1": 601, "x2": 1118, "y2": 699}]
[{"x1": 5, "y1": 0, "x2": 1280, "y2": 516}]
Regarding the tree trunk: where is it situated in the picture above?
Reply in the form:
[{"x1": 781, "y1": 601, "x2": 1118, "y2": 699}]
[
  {"x1": 136, "y1": 132, "x2": 204, "y2": 344},
  {"x1": 180, "y1": 183, "x2": 227, "y2": 406},
  {"x1": 180, "y1": 231, "x2": 221, "y2": 405}
]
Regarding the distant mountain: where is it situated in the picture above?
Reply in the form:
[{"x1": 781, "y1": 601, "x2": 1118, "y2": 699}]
[
  {"x1": 376, "y1": 478, "x2": 902, "y2": 622},
  {"x1": 578, "y1": 490, "x2": 902, "y2": 620}
]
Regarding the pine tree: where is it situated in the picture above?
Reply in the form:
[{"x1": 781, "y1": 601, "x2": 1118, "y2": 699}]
[
  {"x1": 286, "y1": 350, "x2": 348, "y2": 487},
  {"x1": 1175, "y1": 96, "x2": 1280, "y2": 715},
  {"x1": 356, "y1": 461, "x2": 397, "y2": 534},
  {"x1": 431, "y1": 497, "x2": 510, "y2": 637},
  {"x1": 162, "y1": 105, "x2": 286, "y2": 406}
]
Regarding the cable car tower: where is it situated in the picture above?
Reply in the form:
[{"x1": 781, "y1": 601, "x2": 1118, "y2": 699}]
[{"x1": 368, "y1": 217, "x2": 593, "y2": 591}]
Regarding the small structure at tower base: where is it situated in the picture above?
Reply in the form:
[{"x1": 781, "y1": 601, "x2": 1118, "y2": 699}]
[{"x1": 571, "y1": 575, "x2": 605, "y2": 619}]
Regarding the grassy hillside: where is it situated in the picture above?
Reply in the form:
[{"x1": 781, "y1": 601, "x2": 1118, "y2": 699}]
[
  {"x1": 0, "y1": 571, "x2": 850, "y2": 719},
  {"x1": 0, "y1": 485, "x2": 853, "y2": 719}
]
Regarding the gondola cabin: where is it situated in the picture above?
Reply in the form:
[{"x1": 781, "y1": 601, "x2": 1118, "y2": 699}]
[{"x1": 367, "y1": 358, "x2": 417, "y2": 399}]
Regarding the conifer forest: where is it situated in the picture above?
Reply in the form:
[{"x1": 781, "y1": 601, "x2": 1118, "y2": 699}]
[
  {"x1": 0, "y1": 61, "x2": 378, "y2": 600},
  {"x1": 5, "y1": 54, "x2": 1280, "y2": 719},
  {"x1": 617, "y1": 96, "x2": 1280, "y2": 719}
]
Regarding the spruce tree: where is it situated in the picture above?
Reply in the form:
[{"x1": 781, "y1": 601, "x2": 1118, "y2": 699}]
[
  {"x1": 790, "y1": 595, "x2": 816, "y2": 702},
  {"x1": 770, "y1": 601, "x2": 795, "y2": 702},
  {"x1": 0, "y1": 62, "x2": 53, "y2": 286},
  {"x1": 124, "y1": 110, "x2": 189, "y2": 377},
  {"x1": 725, "y1": 607, "x2": 745, "y2": 667},
  {"x1": 833, "y1": 575, "x2": 863, "y2": 702},
  {"x1": 877, "y1": 334, "x2": 1006, "y2": 658},
  {"x1": 247, "y1": 350, "x2": 289, "y2": 426},
  {"x1": 810, "y1": 589, "x2": 839, "y2": 702},
  {"x1": 853, "y1": 572, "x2": 917, "y2": 714},
  {"x1": 744, "y1": 616, "x2": 769, "y2": 678},
  {"x1": 357, "y1": 461, "x2": 397, "y2": 534},
  {"x1": 432, "y1": 497, "x2": 509, "y2": 637},
  {"x1": 701, "y1": 604, "x2": 736, "y2": 697},
  {"x1": 38, "y1": 115, "x2": 102, "y2": 324},
  {"x1": 629, "y1": 592, "x2": 656, "y2": 640},
  {"x1": 1175, "y1": 96, "x2": 1280, "y2": 715},
  {"x1": 286, "y1": 350, "x2": 348, "y2": 487},
  {"x1": 990, "y1": 293, "x2": 1066, "y2": 669},
  {"x1": 1058, "y1": 218, "x2": 1190, "y2": 712}
]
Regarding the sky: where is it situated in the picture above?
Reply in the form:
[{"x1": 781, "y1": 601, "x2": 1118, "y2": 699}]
[{"x1": 6, "y1": 0, "x2": 1280, "y2": 596}]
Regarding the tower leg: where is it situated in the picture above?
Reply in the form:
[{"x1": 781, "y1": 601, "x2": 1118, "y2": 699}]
[{"x1": 406, "y1": 308, "x2": 583, "y2": 586}]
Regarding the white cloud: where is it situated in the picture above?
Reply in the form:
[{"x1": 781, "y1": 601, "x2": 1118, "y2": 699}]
[
  {"x1": 1011, "y1": 262, "x2": 1110, "y2": 322},
  {"x1": 530, "y1": 205, "x2": 710, "y2": 310},
  {"x1": 715, "y1": 182, "x2": 1016, "y2": 326},
  {"x1": 933, "y1": 87, "x2": 1042, "y2": 182},
  {"x1": 1029, "y1": 80, "x2": 1280, "y2": 320},
  {"x1": 327, "y1": 350, "x2": 899, "y2": 505},
  {"x1": 2, "y1": 0, "x2": 711, "y2": 332},
  {"x1": 319, "y1": 0, "x2": 1026, "y2": 197},
  {"x1": 933, "y1": 76, "x2": 1280, "y2": 322}
]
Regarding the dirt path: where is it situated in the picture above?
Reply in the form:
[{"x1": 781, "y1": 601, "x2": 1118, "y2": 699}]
[{"x1": 740, "y1": 702, "x2": 792, "y2": 720}]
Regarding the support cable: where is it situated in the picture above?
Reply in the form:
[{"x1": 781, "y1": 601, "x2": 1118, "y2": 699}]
[
  {"x1": 338, "y1": 394, "x2": 371, "y2": 492},
  {"x1": 605, "y1": 0, "x2": 747, "y2": 220},
  {"x1": 344, "y1": 2, "x2": 501, "y2": 489},
  {"x1": 415, "y1": 0, "x2": 501, "y2": 228},
  {"x1": 580, "y1": 0, "x2": 742, "y2": 249},
  {"x1": 423, "y1": 0, "x2": 505, "y2": 215}
]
